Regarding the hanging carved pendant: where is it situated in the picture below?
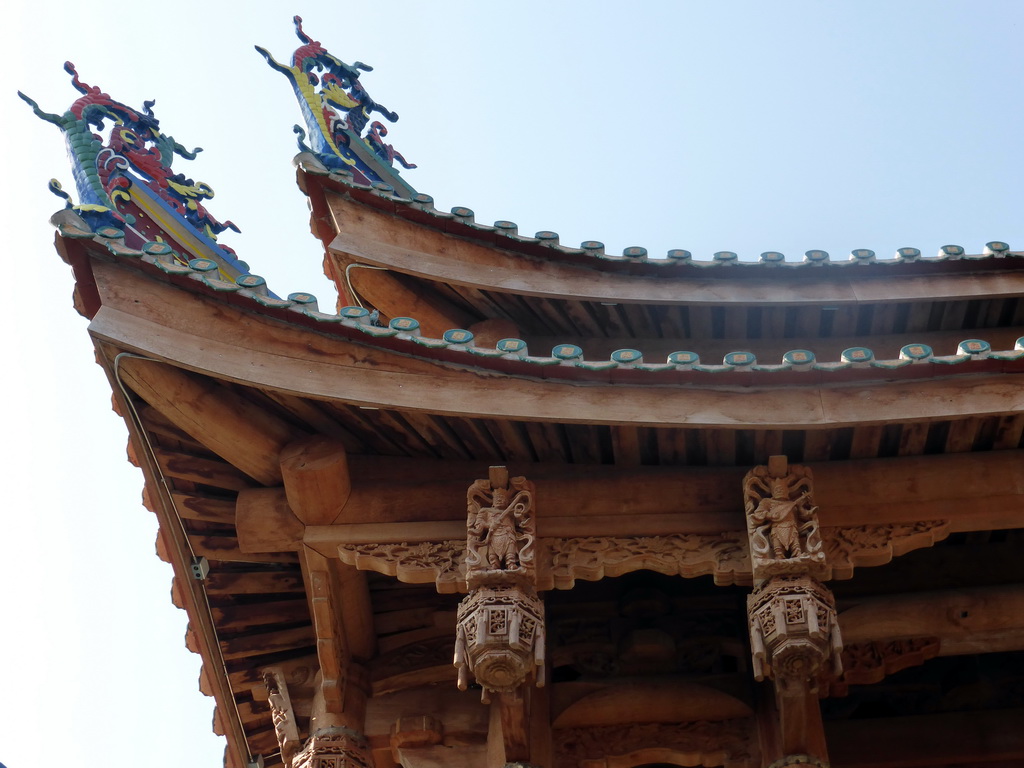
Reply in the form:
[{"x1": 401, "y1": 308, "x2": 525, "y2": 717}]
[
  {"x1": 291, "y1": 726, "x2": 372, "y2": 768},
  {"x1": 455, "y1": 584, "x2": 546, "y2": 699},
  {"x1": 456, "y1": 466, "x2": 546, "y2": 701},
  {"x1": 748, "y1": 575, "x2": 843, "y2": 692}
]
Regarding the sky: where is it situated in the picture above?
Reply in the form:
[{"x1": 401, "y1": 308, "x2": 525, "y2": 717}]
[{"x1": 0, "y1": 2, "x2": 1022, "y2": 766}]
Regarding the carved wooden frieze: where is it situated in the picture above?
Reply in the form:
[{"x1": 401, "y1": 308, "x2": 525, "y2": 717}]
[
  {"x1": 555, "y1": 720, "x2": 755, "y2": 768},
  {"x1": 765, "y1": 756, "x2": 829, "y2": 768},
  {"x1": 336, "y1": 540, "x2": 467, "y2": 593},
  {"x1": 822, "y1": 521, "x2": 950, "y2": 579},
  {"x1": 825, "y1": 637, "x2": 941, "y2": 697},
  {"x1": 292, "y1": 726, "x2": 372, "y2": 768},
  {"x1": 548, "y1": 532, "x2": 749, "y2": 588},
  {"x1": 334, "y1": 520, "x2": 950, "y2": 591},
  {"x1": 264, "y1": 667, "x2": 302, "y2": 767},
  {"x1": 744, "y1": 456, "x2": 825, "y2": 581},
  {"x1": 748, "y1": 575, "x2": 843, "y2": 693}
]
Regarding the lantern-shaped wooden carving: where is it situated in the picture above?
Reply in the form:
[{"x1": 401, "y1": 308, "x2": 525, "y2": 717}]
[
  {"x1": 748, "y1": 575, "x2": 843, "y2": 691},
  {"x1": 292, "y1": 726, "x2": 372, "y2": 768},
  {"x1": 455, "y1": 584, "x2": 545, "y2": 700}
]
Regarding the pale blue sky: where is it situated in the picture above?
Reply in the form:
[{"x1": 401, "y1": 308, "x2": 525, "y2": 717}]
[{"x1": 1, "y1": 3, "x2": 1021, "y2": 767}]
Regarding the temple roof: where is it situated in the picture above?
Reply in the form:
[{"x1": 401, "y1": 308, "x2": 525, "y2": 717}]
[
  {"x1": 22, "y1": 14, "x2": 1024, "y2": 768},
  {"x1": 50, "y1": 216, "x2": 1024, "y2": 767}
]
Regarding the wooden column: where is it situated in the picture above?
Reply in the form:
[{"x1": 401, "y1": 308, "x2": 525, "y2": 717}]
[
  {"x1": 456, "y1": 467, "x2": 548, "y2": 768},
  {"x1": 282, "y1": 434, "x2": 376, "y2": 767}
]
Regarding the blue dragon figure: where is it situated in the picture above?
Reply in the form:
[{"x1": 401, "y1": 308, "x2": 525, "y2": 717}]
[{"x1": 257, "y1": 16, "x2": 416, "y2": 179}]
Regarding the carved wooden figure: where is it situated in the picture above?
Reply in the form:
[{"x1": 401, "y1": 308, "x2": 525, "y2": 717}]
[
  {"x1": 466, "y1": 466, "x2": 536, "y2": 581},
  {"x1": 744, "y1": 456, "x2": 825, "y2": 581}
]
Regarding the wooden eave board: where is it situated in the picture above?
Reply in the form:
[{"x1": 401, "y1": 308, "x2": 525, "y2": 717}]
[
  {"x1": 72, "y1": 247, "x2": 1024, "y2": 433},
  {"x1": 329, "y1": 248, "x2": 1024, "y2": 345},
  {"x1": 319, "y1": 186, "x2": 1024, "y2": 310}
]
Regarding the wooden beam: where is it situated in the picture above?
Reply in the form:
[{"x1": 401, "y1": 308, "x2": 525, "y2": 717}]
[
  {"x1": 776, "y1": 689, "x2": 828, "y2": 763},
  {"x1": 298, "y1": 548, "x2": 376, "y2": 730},
  {"x1": 236, "y1": 488, "x2": 305, "y2": 553},
  {"x1": 280, "y1": 435, "x2": 352, "y2": 526},
  {"x1": 839, "y1": 584, "x2": 1024, "y2": 655},
  {"x1": 826, "y1": 709, "x2": 1024, "y2": 767},
  {"x1": 116, "y1": 355, "x2": 297, "y2": 485},
  {"x1": 230, "y1": 451, "x2": 1024, "y2": 565},
  {"x1": 494, "y1": 692, "x2": 530, "y2": 764},
  {"x1": 291, "y1": 451, "x2": 1024, "y2": 536},
  {"x1": 301, "y1": 546, "x2": 350, "y2": 716},
  {"x1": 335, "y1": 255, "x2": 477, "y2": 337}
]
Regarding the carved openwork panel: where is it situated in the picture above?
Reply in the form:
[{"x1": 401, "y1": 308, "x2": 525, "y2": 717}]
[
  {"x1": 825, "y1": 637, "x2": 941, "y2": 697},
  {"x1": 823, "y1": 520, "x2": 950, "y2": 579},
  {"x1": 337, "y1": 540, "x2": 467, "y2": 593},
  {"x1": 766, "y1": 756, "x2": 829, "y2": 768},
  {"x1": 264, "y1": 667, "x2": 302, "y2": 766},
  {"x1": 744, "y1": 456, "x2": 825, "y2": 581},
  {"x1": 555, "y1": 720, "x2": 755, "y2": 768},
  {"x1": 549, "y1": 532, "x2": 749, "y2": 588},
  {"x1": 292, "y1": 727, "x2": 372, "y2": 768},
  {"x1": 334, "y1": 521, "x2": 951, "y2": 591},
  {"x1": 455, "y1": 584, "x2": 545, "y2": 700},
  {"x1": 748, "y1": 575, "x2": 842, "y2": 692}
]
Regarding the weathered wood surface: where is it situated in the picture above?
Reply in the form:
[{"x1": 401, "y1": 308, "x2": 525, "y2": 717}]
[
  {"x1": 97, "y1": 349, "x2": 252, "y2": 768},
  {"x1": 327, "y1": 193, "x2": 1024, "y2": 307},
  {"x1": 826, "y1": 708, "x2": 1024, "y2": 767},
  {"x1": 344, "y1": 263, "x2": 475, "y2": 338},
  {"x1": 117, "y1": 355, "x2": 297, "y2": 485},
  {"x1": 88, "y1": 262, "x2": 1024, "y2": 430},
  {"x1": 839, "y1": 584, "x2": 1024, "y2": 655},
  {"x1": 280, "y1": 435, "x2": 352, "y2": 525},
  {"x1": 154, "y1": 447, "x2": 256, "y2": 491}
]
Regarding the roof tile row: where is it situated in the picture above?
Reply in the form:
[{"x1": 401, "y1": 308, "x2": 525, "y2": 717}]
[
  {"x1": 62, "y1": 215, "x2": 1024, "y2": 378},
  {"x1": 297, "y1": 154, "x2": 1018, "y2": 268}
]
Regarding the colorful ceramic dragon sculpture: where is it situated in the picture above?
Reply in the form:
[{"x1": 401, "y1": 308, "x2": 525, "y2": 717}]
[
  {"x1": 257, "y1": 16, "x2": 416, "y2": 184},
  {"x1": 20, "y1": 62, "x2": 239, "y2": 245}
]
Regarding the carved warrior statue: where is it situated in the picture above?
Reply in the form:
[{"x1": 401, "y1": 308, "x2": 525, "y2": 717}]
[
  {"x1": 744, "y1": 456, "x2": 825, "y2": 580},
  {"x1": 465, "y1": 470, "x2": 535, "y2": 580},
  {"x1": 456, "y1": 467, "x2": 545, "y2": 701}
]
